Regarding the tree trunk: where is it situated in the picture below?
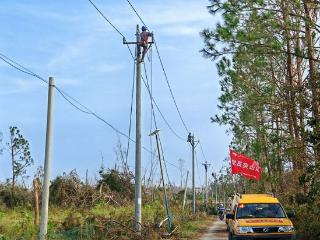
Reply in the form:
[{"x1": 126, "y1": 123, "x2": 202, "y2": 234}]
[
  {"x1": 303, "y1": 0, "x2": 320, "y2": 161},
  {"x1": 295, "y1": 33, "x2": 308, "y2": 183},
  {"x1": 281, "y1": 0, "x2": 300, "y2": 174}
]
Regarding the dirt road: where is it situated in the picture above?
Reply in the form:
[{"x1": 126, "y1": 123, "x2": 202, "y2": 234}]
[{"x1": 198, "y1": 217, "x2": 228, "y2": 240}]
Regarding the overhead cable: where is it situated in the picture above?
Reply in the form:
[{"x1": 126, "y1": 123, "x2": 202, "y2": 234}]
[
  {"x1": 142, "y1": 65, "x2": 185, "y2": 141},
  {"x1": 195, "y1": 149, "x2": 202, "y2": 186},
  {"x1": 0, "y1": 52, "x2": 181, "y2": 170},
  {"x1": 0, "y1": 53, "x2": 48, "y2": 84},
  {"x1": 199, "y1": 141, "x2": 209, "y2": 164},
  {"x1": 125, "y1": 0, "x2": 190, "y2": 133},
  {"x1": 88, "y1": 0, "x2": 125, "y2": 38},
  {"x1": 153, "y1": 41, "x2": 190, "y2": 133},
  {"x1": 125, "y1": 57, "x2": 136, "y2": 167},
  {"x1": 125, "y1": 0, "x2": 147, "y2": 27},
  {"x1": 143, "y1": 60, "x2": 180, "y2": 173},
  {"x1": 88, "y1": 0, "x2": 135, "y2": 60},
  {"x1": 0, "y1": 53, "x2": 135, "y2": 148}
]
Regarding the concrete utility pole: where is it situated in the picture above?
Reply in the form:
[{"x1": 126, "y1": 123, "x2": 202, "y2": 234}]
[
  {"x1": 187, "y1": 133, "x2": 198, "y2": 214},
  {"x1": 39, "y1": 77, "x2": 54, "y2": 240},
  {"x1": 212, "y1": 172, "x2": 218, "y2": 206},
  {"x1": 134, "y1": 24, "x2": 142, "y2": 232},
  {"x1": 182, "y1": 170, "x2": 189, "y2": 210},
  {"x1": 150, "y1": 129, "x2": 172, "y2": 232},
  {"x1": 216, "y1": 184, "x2": 218, "y2": 206},
  {"x1": 202, "y1": 161, "x2": 211, "y2": 208},
  {"x1": 178, "y1": 158, "x2": 185, "y2": 189},
  {"x1": 123, "y1": 25, "x2": 154, "y2": 231}
]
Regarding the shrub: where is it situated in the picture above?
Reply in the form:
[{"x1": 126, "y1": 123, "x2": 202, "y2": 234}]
[
  {"x1": 0, "y1": 183, "x2": 32, "y2": 208},
  {"x1": 49, "y1": 170, "x2": 97, "y2": 208},
  {"x1": 293, "y1": 197, "x2": 320, "y2": 239},
  {"x1": 98, "y1": 169, "x2": 134, "y2": 201}
]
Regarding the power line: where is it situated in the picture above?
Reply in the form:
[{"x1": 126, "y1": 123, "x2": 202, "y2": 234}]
[
  {"x1": 158, "y1": 135, "x2": 172, "y2": 186},
  {"x1": 88, "y1": 0, "x2": 135, "y2": 60},
  {"x1": 0, "y1": 52, "x2": 181, "y2": 171},
  {"x1": 142, "y1": 63, "x2": 185, "y2": 141},
  {"x1": 124, "y1": 2, "x2": 212, "y2": 184},
  {"x1": 143, "y1": 55, "x2": 180, "y2": 175},
  {"x1": 144, "y1": 52, "x2": 177, "y2": 182},
  {"x1": 143, "y1": 59, "x2": 173, "y2": 185},
  {"x1": 88, "y1": 0, "x2": 125, "y2": 38},
  {"x1": 0, "y1": 53, "x2": 135, "y2": 144},
  {"x1": 125, "y1": 57, "x2": 136, "y2": 167},
  {"x1": 90, "y1": 0, "x2": 208, "y2": 177},
  {"x1": 54, "y1": 87, "x2": 91, "y2": 114},
  {"x1": 144, "y1": 50, "x2": 156, "y2": 185},
  {"x1": 153, "y1": 41, "x2": 190, "y2": 133},
  {"x1": 195, "y1": 149, "x2": 202, "y2": 186},
  {"x1": 199, "y1": 141, "x2": 209, "y2": 164},
  {"x1": 124, "y1": 0, "x2": 190, "y2": 133},
  {"x1": 0, "y1": 53, "x2": 48, "y2": 84},
  {"x1": 55, "y1": 87, "x2": 135, "y2": 141},
  {"x1": 3, "y1": 1, "x2": 188, "y2": 175},
  {"x1": 0, "y1": 53, "x2": 137, "y2": 150},
  {"x1": 125, "y1": 0, "x2": 147, "y2": 27},
  {"x1": 148, "y1": 47, "x2": 154, "y2": 182},
  {"x1": 89, "y1": 0, "x2": 208, "y2": 179}
]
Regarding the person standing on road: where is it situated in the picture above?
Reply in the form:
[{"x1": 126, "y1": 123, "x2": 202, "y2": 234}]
[{"x1": 217, "y1": 203, "x2": 225, "y2": 220}]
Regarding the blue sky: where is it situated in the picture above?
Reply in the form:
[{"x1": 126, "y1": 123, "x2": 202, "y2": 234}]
[{"x1": 0, "y1": 0, "x2": 231, "y2": 187}]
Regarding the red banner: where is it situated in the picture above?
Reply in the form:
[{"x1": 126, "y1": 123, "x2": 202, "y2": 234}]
[{"x1": 229, "y1": 149, "x2": 262, "y2": 180}]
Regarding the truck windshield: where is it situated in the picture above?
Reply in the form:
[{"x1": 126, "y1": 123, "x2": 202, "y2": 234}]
[{"x1": 236, "y1": 203, "x2": 286, "y2": 219}]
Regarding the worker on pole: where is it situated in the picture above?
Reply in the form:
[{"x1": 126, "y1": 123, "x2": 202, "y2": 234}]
[{"x1": 139, "y1": 26, "x2": 153, "y2": 62}]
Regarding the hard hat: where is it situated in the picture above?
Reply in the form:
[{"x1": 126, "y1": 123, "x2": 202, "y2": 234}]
[{"x1": 141, "y1": 26, "x2": 147, "y2": 31}]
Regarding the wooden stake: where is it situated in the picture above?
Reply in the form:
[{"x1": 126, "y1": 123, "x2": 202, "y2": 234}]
[{"x1": 33, "y1": 178, "x2": 40, "y2": 225}]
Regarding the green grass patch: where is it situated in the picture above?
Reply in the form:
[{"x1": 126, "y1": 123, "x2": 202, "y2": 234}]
[
  {"x1": 178, "y1": 215, "x2": 213, "y2": 239},
  {"x1": 0, "y1": 202, "x2": 210, "y2": 239}
]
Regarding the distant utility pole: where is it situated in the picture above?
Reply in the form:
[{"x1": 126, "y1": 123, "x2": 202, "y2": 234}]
[
  {"x1": 216, "y1": 185, "x2": 218, "y2": 205},
  {"x1": 39, "y1": 77, "x2": 54, "y2": 240},
  {"x1": 123, "y1": 24, "x2": 154, "y2": 231},
  {"x1": 202, "y1": 161, "x2": 211, "y2": 208},
  {"x1": 178, "y1": 158, "x2": 185, "y2": 189},
  {"x1": 187, "y1": 133, "x2": 198, "y2": 214},
  {"x1": 182, "y1": 170, "x2": 189, "y2": 210},
  {"x1": 212, "y1": 172, "x2": 218, "y2": 206}
]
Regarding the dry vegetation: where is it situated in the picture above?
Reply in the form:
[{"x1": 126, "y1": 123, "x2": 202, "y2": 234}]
[{"x1": 0, "y1": 169, "x2": 212, "y2": 240}]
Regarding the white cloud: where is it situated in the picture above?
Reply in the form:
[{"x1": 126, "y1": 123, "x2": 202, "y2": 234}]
[
  {"x1": 13, "y1": 3, "x2": 82, "y2": 23},
  {"x1": 131, "y1": 1, "x2": 212, "y2": 26},
  {"x1": 90, "y1": 63, "x2": 124, "y2": 74},
  {"x1": 0, "y1": 78, "x2": 41, "y2": 96},
  {"x1": 158, "y1": 25, "x2": 201, "y2": 36},
  {"x1": 112, "y1": 1, "x2": 213, "y2": 38},
  {"x1": 57, "y1": 78, "x2": 81, "y2": 87},
  {"x1": 0, "y1": 89, "x2": 21, "y2": 96},
  {"x1": 47, "y1": 37, "x2": 95, "y2": 70}
]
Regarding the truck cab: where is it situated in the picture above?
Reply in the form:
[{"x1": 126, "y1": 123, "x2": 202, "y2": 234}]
[{"x1": 226, "y1": 194, "x2": 296, "y2": 240}]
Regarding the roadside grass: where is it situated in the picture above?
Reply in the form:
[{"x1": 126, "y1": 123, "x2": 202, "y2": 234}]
[
  {"x1": 0, "y1": 206, "x2": 37, "y2": 240},
  {"x1": 178, "y1": 215, "x2": 214, "y2": 240},
  {"x1": 0, "y1": 201, "x2": 212, "y2": 239}
]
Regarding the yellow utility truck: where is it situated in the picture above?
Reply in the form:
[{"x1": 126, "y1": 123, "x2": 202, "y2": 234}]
[{"x1": 226, "y1": 194, "x2": 296, "y2": 240}]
